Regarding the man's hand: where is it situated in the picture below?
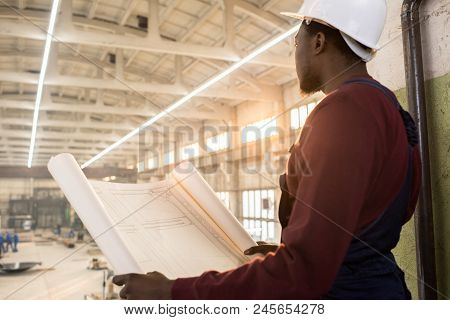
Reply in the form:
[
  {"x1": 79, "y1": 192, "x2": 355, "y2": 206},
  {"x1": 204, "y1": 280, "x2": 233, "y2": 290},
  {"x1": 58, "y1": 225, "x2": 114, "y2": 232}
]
[
  {"x1": 112, "y1": 271, "x2": 174, "y2": 300},
  {"x1": 244, "y1": 241, "x2": 279, "y2": 256}
]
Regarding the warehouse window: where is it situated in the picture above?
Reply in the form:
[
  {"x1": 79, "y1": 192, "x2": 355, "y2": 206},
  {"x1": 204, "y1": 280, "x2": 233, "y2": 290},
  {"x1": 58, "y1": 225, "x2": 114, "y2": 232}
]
[
  {"x1": 242, "y1": 117, "x2": 277, "y2": 144},
  {"x1": 163, "y1": 150, "x2": 175, "y2": 165},
  {"x1": 148, "y1": 156, "x2": 158, "y2": 170},
  {"x1": 181, "y1": 142, "x2": 200, "y2": 160},
  {"x1": 216, "y1": 191, "x2": 231, "y2": 209},
  {"x1": 290, "y1": 102, "x2": 317, "y2": 129},
  {"x1": 206, "y1": 132, "x2": 230, "y2": 152},
  {"x1": 242, "y1": 189, "x2": 276, "y2": 242}
]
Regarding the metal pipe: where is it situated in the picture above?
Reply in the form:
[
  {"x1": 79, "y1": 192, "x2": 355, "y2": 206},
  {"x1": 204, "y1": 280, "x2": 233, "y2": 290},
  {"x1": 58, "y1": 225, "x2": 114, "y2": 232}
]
[{"x1": 401, "y1": 0, "x2": 438, "y2": 299}]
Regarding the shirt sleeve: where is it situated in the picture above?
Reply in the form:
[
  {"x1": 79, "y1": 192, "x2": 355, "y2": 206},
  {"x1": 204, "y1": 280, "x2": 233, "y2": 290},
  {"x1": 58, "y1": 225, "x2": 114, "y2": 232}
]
[{"x1": 171, "y1": 91, "x2": 381, "y2": 299}]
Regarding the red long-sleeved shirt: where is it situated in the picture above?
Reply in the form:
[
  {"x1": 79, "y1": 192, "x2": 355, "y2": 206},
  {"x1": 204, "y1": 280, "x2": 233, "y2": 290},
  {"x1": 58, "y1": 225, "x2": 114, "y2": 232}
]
[{"x1": 171, "y1": 75, "x2": 421, "y2": 299}]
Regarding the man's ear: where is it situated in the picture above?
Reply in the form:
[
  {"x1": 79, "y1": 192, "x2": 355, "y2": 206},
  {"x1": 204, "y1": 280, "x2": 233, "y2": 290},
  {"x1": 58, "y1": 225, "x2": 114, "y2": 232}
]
[{"x1": 313, "y1": 32, "x2": 326, "y2": 55}]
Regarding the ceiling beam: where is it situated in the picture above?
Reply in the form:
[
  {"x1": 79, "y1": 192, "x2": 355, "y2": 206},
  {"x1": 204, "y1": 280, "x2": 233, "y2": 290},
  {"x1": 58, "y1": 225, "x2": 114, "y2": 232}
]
[
  {"x1": 2, "y1": 138, "x2": 135, "y2": 151},
  {"x1": 0, "y1": 70, "x2": 282, "y2": 102},
  {"x1": 148, "y1": 2, "x2": 220, "y2": 76},
  {"x1": 0, "y1": 127, "x2": 125, "y2": 142},
  {"x1": 1, "y1": 135, "x2": 138, "y2": 159},
  {"x1": 233, "y1": 0, "x2": 289, "y2": 31},
  {"x1": 0, "y1": 165, "x2": 137, "y2": 179},
  {"x1": 0, "y1": 116, "x2": 136, "y2": 131},
  {"x1": 0, "y1": 142, "x2": 134, "y2": 166},
  {"x1": 0, "y1": 96, "x2": 233, "y2": 121},
  {"x1": 87, "y1": 0, "x2": 100, "y2": 19},
  {"x1": 4, "y1": 145, "x2": 133, "y2": 157},
  {"x1": 198, "y1": 58, "x2": 263, "y2": 90},
  {"x1": 1, "y1": 153, "x2": 129, "y2": 164},
  {"x1": 17, "y1": 0, "x2": 26, "y2": 10},
  {"x1": 0, "y1": 122, "x2": 188, "y2": 144},
  {"x1": 0, "y1": 19, "x2": 294, "y2": 69},
  {"x1": 0, "y1": 50, "x2": 287, "y2": 103},
  {"x1": 119, "y1": 0, "x2": 141, "y2": 25}
]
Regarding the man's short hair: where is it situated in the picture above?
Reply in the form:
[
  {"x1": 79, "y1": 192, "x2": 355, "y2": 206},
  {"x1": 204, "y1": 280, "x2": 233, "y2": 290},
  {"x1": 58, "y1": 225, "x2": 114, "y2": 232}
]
[{"x1": 303, "y1": 21, "x2": 369, "y2": 63}]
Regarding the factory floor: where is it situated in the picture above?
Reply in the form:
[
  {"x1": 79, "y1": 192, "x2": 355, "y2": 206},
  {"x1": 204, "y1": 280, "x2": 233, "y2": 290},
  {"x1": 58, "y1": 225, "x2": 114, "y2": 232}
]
[{"x1": 0, "y1": 240, "x2": 109, "y2": 299}]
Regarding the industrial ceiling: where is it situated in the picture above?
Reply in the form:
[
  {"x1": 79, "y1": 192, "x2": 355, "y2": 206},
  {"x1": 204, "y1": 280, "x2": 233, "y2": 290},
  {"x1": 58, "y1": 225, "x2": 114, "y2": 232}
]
[{"x1": 0, "y1": 0, "x2": 299, "y2": 167}]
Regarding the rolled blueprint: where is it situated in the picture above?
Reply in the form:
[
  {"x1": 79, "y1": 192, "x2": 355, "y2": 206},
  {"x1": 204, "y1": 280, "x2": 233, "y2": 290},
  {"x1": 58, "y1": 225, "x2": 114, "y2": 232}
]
[
  {"x1": 172, "y1": 161, "x2": 257, "y2": 253},
  {"x1": 48, "y1": 153, "x2": 142, "y2": 274}
]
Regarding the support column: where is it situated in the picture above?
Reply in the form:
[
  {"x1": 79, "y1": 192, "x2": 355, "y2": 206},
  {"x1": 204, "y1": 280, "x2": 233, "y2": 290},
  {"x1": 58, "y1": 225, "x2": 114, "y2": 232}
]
[
  {"x1": 116, "y1": 49, "x2": 124, "y2": 80},
  {"x1": 223, "y1": 0, "x2": 236, "y2": 50},
  {"x1": 58, "y1": 0, "x2": 75, "y2": 32},
  {"x1": 175, "y1": 55, "x2": 183, "y2": 85},
  {"x1": 147, "y1": 0, "x2": 161, "y2": 40}
]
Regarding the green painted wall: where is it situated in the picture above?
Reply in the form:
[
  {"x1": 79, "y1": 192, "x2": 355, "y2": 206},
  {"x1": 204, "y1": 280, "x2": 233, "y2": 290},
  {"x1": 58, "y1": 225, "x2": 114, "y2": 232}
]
[
  {"x1": 393, "y1": 72, "x2": 450, "y2": 300},
  {"x1": 393, "y1": 84, "x2": 419, "y2": 300}
]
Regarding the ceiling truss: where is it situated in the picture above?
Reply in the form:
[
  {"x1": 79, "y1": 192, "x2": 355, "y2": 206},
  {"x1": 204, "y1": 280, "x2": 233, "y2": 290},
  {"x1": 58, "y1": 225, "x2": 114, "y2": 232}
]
[{"x1": 0, "y1": 0, "x2": 298, "y2": 167}]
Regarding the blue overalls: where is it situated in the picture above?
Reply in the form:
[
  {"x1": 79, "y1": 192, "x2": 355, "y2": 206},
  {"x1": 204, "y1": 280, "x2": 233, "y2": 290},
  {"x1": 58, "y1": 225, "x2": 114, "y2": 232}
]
[{"x1": 278, "y1": 78, "x2": 419, "y2": 299}]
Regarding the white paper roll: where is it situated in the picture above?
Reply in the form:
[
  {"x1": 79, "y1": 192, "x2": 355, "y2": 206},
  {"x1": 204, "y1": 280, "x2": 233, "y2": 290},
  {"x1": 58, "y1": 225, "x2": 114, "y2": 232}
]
[
  {"x1": 172, "y1": 161, "x2": 257, "y2": 252},
  {"x1": 48, "y1": 153, "x2": 142, "y2": 274}
]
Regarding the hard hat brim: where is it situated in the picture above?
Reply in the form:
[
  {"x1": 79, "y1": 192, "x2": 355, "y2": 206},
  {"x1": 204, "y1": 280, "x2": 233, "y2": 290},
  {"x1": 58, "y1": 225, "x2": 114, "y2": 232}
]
[
  {"x1": 340, "y1": 32, "x2": 375, "y2": 62},
  {"x1": 281, "y1": 10, "x2": 379, "y2": 59}
]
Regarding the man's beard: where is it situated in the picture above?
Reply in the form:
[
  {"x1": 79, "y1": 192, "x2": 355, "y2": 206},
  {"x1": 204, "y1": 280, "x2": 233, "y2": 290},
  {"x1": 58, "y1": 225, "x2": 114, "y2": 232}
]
[{"x1": 299, "y1": 66, "x2": 321, "y2": 95}]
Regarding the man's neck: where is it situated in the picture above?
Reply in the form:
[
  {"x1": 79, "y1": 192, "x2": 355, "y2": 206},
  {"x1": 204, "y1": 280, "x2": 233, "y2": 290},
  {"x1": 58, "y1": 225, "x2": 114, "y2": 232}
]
[{"x1": 321, "y1": 62, "x2": 369, "y2": 94}]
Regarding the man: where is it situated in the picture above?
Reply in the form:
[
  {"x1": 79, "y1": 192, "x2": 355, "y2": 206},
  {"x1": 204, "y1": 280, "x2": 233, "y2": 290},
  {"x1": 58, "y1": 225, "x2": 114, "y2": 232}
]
[
  {"x1": 0, "y1": 232, "x2": 4, "y2": 258},
  {"x1": 12, "y1": 232, "x2": 19, "y2": 252},
  {"x1": 5, "y1": 231, "x2": 12, "y2": 253},
  {"x1": 113, "y1": 0, "x2": 421, "y2": 299}
]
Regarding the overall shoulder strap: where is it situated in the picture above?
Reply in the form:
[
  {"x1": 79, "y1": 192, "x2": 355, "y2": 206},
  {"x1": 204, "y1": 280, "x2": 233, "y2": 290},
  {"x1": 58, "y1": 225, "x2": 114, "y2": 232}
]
[{"x1": 343, "y1": 78, "x2": 419, "y2": 147}]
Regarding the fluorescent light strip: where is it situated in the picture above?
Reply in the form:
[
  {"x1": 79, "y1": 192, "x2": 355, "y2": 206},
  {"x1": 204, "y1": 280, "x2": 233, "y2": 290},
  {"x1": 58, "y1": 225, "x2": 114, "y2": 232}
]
[
  {"x1": 81, "y1": 24, "x2": 300, "y2": 169},
  {"x1": 27, "y1": 0, "x2": 61, "y2": 168}
]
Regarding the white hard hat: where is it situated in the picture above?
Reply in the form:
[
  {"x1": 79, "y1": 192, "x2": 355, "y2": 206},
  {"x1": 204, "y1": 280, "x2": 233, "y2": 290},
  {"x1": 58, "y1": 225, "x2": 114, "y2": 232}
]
[{"x1": 281, "y1": 0, "x2": 387, "y2": 62}]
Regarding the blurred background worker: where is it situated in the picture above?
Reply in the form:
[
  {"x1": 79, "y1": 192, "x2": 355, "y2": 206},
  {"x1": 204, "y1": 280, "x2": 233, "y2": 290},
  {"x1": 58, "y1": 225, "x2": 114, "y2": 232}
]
[
  {"x1": 12, "y1": 231, "x2": 19, "y2": 253},
  {"x1": 0, "y1": 232, "x2": 4, "y2": 258},
  {"x1": 5, "y1": 231, "x2": 12, "y2": 253},
  {"x1": 113, "y1": 0, "x2": 421, "y2": 299}
]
